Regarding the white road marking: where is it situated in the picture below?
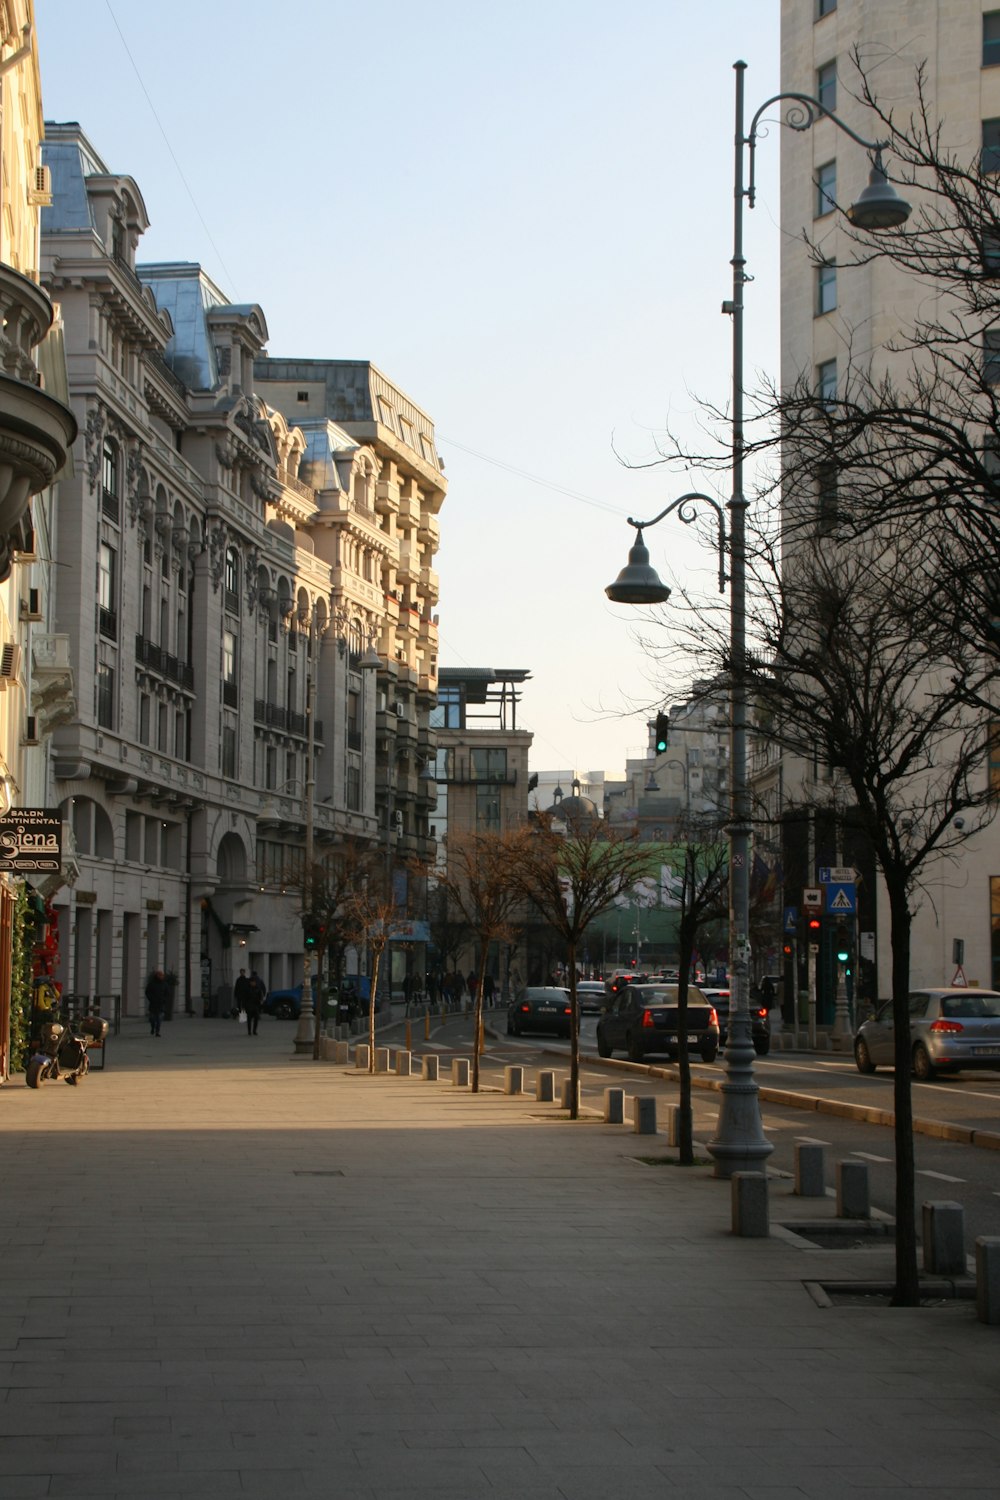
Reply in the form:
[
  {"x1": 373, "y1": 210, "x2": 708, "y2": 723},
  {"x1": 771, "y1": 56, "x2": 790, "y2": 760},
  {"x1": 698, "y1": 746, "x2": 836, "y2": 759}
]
[
  {"x1": 795, "y1": 1136, "x2": 833, "y2": 1146},
  {"x1": 852, "y1": 1151, "x2": 892, "y2": 1163},
  {"x1": 918, "y1": 1169, "x2": 965, "y2": 1183}
]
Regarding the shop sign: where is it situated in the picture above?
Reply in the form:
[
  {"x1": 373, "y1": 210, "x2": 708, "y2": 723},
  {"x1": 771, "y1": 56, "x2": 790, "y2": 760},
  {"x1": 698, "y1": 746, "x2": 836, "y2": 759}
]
[{"x1": 0, "y1": 809, "x2": 62, "y2": 872}]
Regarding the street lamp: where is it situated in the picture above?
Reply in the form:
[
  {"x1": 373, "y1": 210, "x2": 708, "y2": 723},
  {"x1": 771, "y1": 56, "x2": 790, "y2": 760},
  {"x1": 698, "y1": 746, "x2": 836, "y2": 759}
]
[{"x1": 605, "y1": 60, "x2": 910, "y2": 1177}]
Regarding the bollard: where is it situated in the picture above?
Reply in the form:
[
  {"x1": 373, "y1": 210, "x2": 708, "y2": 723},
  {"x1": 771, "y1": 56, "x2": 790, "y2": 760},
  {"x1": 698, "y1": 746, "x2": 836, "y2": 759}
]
[
  {"x1": 836, "y1": 1159, "x2": 871, "y2": 1219},
  {"x1": 422, "y1": 1054, "x2": 439, "y2": 1082},
  {"x1": 604, "y1": 1086, "x2": 624, "y2": 1124},
  {"x1": 424, "y1": 1011, "x2": 431, "y2": 1041},
  {"x1": 731, "y1": 1172, "x2": 769, "y2": 1237},
  {"x1": 560, "y1": 1077, "x2": 579, "y2": 1112},
  {"x1": 923, "y1": 1201, "x2": 966, "y2": 1276},
  {"x1": 354, "y1": 1044, "x2": 370, "y2": 1070},
  {"x1": 536, "y1": 1070, "x2": 556, "y2": 1103},
  {"x1": 632, "y1": 1096, "x2": 657, "y2": 1135},
  {"x1": 503, "y1": 1065, "x2": 524, "y2": 1096},
  {"x1": 976, "y1": 1237, "x2": 1000, "y2": 1325},
  {"x1": 375, "y1": 1047, "x2": 391, "y2": 1074},
  {"x1": 451, "y1": 1057, "x2": 470, "y2": 1087},
  {"x1": 795, "y1": 1143, "x2": 827, "y2": 1198},
  {"x1": 664, "y1": 1104, "x2": 681, "y2": 1147},
  {"x1": 334, "y1": 1040, "x2": 350, "y2": 1065},
  {"x1": 395, "y1": 1049, "x2": 412, "y2": 1077}
]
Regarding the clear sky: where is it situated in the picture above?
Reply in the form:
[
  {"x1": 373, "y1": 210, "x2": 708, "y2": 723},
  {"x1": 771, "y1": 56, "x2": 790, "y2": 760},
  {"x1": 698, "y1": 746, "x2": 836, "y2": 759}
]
[{"x1": 36, "y1": 0, "x2": 781, "y2": 776}]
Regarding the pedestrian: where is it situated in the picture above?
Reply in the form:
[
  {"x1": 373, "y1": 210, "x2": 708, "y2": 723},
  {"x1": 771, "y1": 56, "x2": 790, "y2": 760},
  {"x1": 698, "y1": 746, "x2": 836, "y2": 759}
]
[
  {"x1": 467, "y1": 969, "x2": 478, "y2": 1004},
  {"x1": 245, "y1": 972, "x2": 265, "y2": 1035},
  {"x1": 145, "y1": 968, "x2": 170, "y2": 1037},
  {"x1": 234, "y1": 967, "x2": 253, "y2": 1025},
  {"x1": 482, "y1": 973, "x2": 495, "y2": 1008},
  {"x1": 760, "y1": 976, "x2": 776, "y2": 1010}
]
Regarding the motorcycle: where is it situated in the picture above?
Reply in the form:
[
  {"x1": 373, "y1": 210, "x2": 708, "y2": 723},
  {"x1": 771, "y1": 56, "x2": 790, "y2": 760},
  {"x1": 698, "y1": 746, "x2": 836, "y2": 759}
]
[{"x1": 26, "y1": 1015, "x2": 105, "y2": 1088}]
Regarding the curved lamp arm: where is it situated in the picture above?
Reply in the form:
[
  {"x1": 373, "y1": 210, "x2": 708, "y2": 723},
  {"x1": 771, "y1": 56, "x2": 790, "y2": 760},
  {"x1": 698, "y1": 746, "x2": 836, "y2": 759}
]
[{"x1": 625, "y1": 491, "x2": 728, "y2": 595}]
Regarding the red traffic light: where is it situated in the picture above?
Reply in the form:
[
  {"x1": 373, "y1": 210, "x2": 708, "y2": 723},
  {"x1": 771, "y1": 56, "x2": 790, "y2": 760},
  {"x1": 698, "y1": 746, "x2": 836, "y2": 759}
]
[
  {"x1": 807, "y1": 917, "x2": 822, "y2": 931},
  {"x1": 782, "y1": 943, "x2": 793, "y2": 956}
]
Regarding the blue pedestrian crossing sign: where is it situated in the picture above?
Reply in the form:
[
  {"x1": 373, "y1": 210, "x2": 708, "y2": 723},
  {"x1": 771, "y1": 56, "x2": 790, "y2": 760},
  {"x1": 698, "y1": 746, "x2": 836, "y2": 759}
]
[
  {"x1": 783, "y1": 906, "x2": 798, "y2": 933},
  {"x1": 825, "y1": 882, "x2": 856, "y2": 914}
]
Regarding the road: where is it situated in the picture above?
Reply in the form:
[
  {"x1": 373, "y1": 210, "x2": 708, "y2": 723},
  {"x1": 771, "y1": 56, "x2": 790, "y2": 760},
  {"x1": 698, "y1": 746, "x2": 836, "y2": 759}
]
[{"x1": 431, "y1": 1009, "x2": 1000, "y2": 1258}]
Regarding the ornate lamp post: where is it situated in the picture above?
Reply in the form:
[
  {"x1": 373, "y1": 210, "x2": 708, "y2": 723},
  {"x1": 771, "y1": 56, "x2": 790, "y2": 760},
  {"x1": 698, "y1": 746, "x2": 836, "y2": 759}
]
[{"x1": 605, "y1": 60, "x2": 910, "y2": 1175}]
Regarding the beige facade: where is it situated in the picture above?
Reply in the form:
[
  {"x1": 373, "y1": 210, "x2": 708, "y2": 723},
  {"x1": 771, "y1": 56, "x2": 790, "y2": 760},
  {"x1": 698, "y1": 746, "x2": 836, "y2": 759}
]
[{"x1": 776, "y1": 0, "x2": 1000, "y2": 996}]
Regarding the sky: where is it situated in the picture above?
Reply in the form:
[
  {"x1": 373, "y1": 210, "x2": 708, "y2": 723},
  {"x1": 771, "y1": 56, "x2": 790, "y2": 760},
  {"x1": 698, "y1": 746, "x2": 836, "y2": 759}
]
[{"x1": 36, "y1": 0, "x2": 781, "y2": 776}]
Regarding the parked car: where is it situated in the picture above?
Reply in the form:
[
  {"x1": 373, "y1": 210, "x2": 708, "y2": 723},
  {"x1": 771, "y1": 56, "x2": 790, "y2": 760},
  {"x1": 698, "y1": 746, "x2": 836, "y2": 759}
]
[
  {"x1": 596, "y1": 983, "x2": 719, "y2": 1063},
  {"x1": 854, "y1": 988, "x2": 1000, "y2": 1079},
  {"x1": 701, "y1": 988, "x2": 771, "y2": 1056},
  {"x1": 575, "y1": 981, "x2": 606, "y2": 1015},
  {"x1": 261, "y1": 986, "x2": 303, "y2": 1020},
  {"x1": 506, "y1": 987, "x2": 573, "y2": 1038}
]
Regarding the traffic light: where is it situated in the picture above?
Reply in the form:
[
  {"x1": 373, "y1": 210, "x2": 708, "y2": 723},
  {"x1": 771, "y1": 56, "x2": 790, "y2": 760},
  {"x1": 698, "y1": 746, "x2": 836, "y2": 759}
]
[
  {"x1": 654, "y1": 711, "x2": 670, "y2": 754},
  {"x1": 782, "y1": 942, "x2": 793, "y2": 957},
  {"x1": 303, "y1": 916, "x2": 324, "y2": 951},
  {"x1": 806, "y1": 916, "x2": 822, "y2": 934},
  {"x1": 835, "y1": 924, "x2": 850, "y2": 964}
]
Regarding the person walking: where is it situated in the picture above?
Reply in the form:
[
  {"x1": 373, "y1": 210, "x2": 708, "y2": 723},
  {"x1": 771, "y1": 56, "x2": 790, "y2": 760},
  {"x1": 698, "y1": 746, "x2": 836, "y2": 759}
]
[
  {"x1": 234, "y1": 967, "x2": 253, "y2": 1025},
  {"x1": 245, "y1": 972, "x2": 265, "y2": 1035},
  {"x1": 145, "y1": 969, "x2": 170, "y2": 1037}
]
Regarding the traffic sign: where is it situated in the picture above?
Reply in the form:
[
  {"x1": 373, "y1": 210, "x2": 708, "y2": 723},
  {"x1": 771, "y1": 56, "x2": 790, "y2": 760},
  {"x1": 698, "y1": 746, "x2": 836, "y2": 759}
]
[
  {"x1": 825, "y1": 882, "x2": 856, "y2": 914},
  {"x1": 818, "y1": 866, "x2": 857, "y2": 883},
  {"x1": 803, "y1": 887, "x2": 823, "y2": 910},
  {"x1": 783, "y1": 906, "x2": 798, "y2": 934}
]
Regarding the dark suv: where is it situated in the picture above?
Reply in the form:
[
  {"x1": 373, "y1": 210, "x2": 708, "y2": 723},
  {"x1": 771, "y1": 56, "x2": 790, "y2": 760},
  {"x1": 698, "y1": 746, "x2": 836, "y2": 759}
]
[{"x1": 700, "y1": 988, "x2": 771, "y2": 1056}]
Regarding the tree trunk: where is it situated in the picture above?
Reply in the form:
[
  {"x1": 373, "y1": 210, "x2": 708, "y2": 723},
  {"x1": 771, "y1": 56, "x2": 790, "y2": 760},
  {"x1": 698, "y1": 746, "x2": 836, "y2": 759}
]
[
  {"x1": 567, "y1": 939, "x2": 579, "y2": 1120},
  {"x1": 368, "y1": 950, "x2": 380, "y2": 1075},
  {"x1": 472, "y1": 952, "x2": 488, "y2": 1094},
  {"x1": 675, "y1": 915, "x2": 695, "y2": 1165},
  {"x1": 887, "y1": 876, "x2": 919, "y2": 1306}
]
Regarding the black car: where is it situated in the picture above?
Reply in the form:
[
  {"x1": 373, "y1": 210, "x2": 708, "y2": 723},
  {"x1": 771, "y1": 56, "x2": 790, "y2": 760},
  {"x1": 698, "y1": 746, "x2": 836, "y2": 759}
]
[
  {"x1": 596, "y1": 983, "x2": 719, "y2": 1063},
  {"x1": 701, "y1": 988, "x2": 771, "y2": 1056},
  {"x1": 506, "y1": 987, "x2": 573, "y2": 1038}
]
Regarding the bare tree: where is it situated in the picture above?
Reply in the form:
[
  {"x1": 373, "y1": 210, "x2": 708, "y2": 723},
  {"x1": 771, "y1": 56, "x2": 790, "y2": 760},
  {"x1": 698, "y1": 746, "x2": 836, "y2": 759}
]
[
  {"x1": 289, "y1": 839, "x2": 380, "y2": 1058},
  {"x1": 342, "y1": 868, "x2": 397, "y2": 1074},
  {"x1": 512, "y1": 815, "x2": 658, "y2": 1120},
  {"x1": 671, "y1": 829, "x2": 729, "y2": 1166},
  {"x1": 432, "y1": 829, "x2": 529, "y2": 1092}
]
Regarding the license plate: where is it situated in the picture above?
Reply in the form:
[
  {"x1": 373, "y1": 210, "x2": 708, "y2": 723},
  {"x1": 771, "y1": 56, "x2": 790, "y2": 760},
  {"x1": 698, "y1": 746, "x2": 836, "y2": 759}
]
[
  {"x1": 973, "y1": 1045, "x2": 1000, "y2": 1056},
  {"x1": 687, "y1": 1034, "x2": 700, "y2": 1044},
  {"x1": 539, "y1": 1006, "x2": 557, "y2": 1014}
]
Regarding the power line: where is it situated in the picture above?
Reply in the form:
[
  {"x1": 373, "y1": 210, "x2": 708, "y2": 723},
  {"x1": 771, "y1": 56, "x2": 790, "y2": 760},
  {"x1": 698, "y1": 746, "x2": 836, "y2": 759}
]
[{"x1": 435, "y1": 433, "x2": 629, "y2": 517}]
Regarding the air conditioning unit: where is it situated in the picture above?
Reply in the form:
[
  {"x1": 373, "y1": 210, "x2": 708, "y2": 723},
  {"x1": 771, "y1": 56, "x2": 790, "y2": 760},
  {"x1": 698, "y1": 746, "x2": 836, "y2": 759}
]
[
  {"x1": 0, "y1": 642, "x2": 21, "y2": 686},
  {"x1": 21, "y1": 587, "x2": 42, "y2": 622},
  {"x1": 394, "y1": 701, "x2": 405, "y2": 718},
  {"x1": 28, "y1": 164, "x2": 52, "y2": 206},
  {"x1": 23, "y1": 715, "x2": 39, "y2": 746}
]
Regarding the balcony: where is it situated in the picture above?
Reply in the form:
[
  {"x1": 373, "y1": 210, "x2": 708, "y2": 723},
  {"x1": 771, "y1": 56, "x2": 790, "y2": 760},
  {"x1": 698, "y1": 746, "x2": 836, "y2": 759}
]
[
  {"x1": 253, "y1": 698, "x2": 323, "y2": 741},
  {"x1": 134, "y1": 634, "x2": 195, "y2": 690},
  {"x1": 0, "y1": 264, "x2": 77, "y2": 580}
]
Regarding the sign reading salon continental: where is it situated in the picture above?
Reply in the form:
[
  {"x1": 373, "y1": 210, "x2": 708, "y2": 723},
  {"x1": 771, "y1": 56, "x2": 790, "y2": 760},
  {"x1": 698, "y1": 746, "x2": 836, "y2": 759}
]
[{"x1": 0, "y1": 809, "x2": 62, "y2": 873}]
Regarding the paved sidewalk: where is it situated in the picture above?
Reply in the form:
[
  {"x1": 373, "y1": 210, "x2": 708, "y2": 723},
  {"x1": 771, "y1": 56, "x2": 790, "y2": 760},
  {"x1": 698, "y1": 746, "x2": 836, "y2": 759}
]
[{"x1": 1, "y1": 1016, "x2": 998, "y2": 1498}]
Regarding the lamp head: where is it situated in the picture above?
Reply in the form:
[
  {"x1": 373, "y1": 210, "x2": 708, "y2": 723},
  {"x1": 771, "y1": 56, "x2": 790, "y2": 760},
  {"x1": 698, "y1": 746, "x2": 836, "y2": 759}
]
[
  {"x1": 847, "y1": 157, "x2": 911, "y2": 230},
  {"x1": 605, "y1": 528, "x2": 671, "y2": 605}
]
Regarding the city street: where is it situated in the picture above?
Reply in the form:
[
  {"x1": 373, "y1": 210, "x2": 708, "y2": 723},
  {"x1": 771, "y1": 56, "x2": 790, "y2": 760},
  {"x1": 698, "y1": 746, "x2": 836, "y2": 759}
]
[{"x1": 2, "y1": 1012, "x2": 1000, "y2": 1499}]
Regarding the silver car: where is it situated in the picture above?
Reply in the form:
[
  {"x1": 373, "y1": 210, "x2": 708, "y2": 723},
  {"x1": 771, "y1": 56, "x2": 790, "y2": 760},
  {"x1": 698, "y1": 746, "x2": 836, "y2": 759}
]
[{"x1": 854, "y1": 988, "x2": 1000, "y2": 1080}]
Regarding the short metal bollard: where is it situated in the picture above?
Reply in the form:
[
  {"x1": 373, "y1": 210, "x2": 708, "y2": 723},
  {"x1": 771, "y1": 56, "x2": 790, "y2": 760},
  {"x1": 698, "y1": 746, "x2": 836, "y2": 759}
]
[
  {"x1": 395, "y1": 1050, "x2": 413, "y2": 1076},
  {"x1": 632, "y1": 1096, "x2": 657, "y2": 1135},
  {"x1": 451, "y1": 1057, "x2": 470, "y2": 1087},
  {"x1": 536, "y1": 1070, "x2": 556, "y2": 1102},
  {"x1": 503, "y1": 1065, "x2": 523, "y2": 1095},
  {"x1": 664, "y1": 1104, "x2": 680, "y2": 1147},
  {"x1": 836, "y1": 1159, "x2": 871, "y2": 1219},
  {"x1": 795, "y1": 1143, "x2": 827, "y2": 1198},
  {"x1": 604, "y1": 1087, "x2": 624, "y2": 1124},
  {"x1": 560, "y1": 1077, "x2": 579, "y2": 1111},
  {"x1": 732, "y1": 1171, "x2": 769, "y2": 1237},
  {"x1": 976, "y1": 1237, "x2": 1000, "y2": 1325},
  {"x1": 375, "y1": 1047, "x2": 391, "y2": 1073},
  {"x1": 334, "y1": 1040, "x2": 350, "y2": 1065},
  {"x1": 354, "y1": 1044, "x2": 370, "y2": 1070},
  {"x1": 922, "y1": 1200, "x2": 966, "y2": 1276},
  {"x1": 422, "y1": 1054, "x2": 439, "y2": 1081}
]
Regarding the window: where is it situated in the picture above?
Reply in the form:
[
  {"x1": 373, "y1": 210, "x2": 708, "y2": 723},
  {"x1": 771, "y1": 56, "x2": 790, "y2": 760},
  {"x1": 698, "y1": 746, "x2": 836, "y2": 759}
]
[
  {"x1": 817, "y1": 358, "x2": 838, "y2": 405},
  {"x1": 476, "y1": 783, "x2": 501, "y2": 831},
  {"x1": 346, "y1": 763, "x2": 361, "y2": 811},
  {"x1": 983, "y1": 119, "x2": 1000, "y2": 173},
  {"x1": 817, "y1": 462, "x2": 839, "y2": 531},
  {"x1": 472, "y1": 747, "x2": 508, "y2": 782},
  {"x1": 265, "y1": 746, "x2": 277, "y2": 790},
  {"x1": 985, "y1": 330, "x2": 1000, "y2": 385},
  {"x1": 101, "y1": 440, "x2": 119, "y2": 522},
  {"x1": 139, "y1": 694, "x2": 150, "y2": 745},
  {"x1": 984, "y1": 436, "x2": 1000, "y2": 478},
  {"x1": 816, "y1": 259, "x2": 837, "y2": 314},
  {"x1": 98, "y1": 543, "x2": 117, "y2": 639},
  {"x1": 430, "y1": 683, "x2": 462, "y2": 729},
  {"x1": 815, "y1": 160, "x2": 836, "y2": 217},
  {"x1": 157, "y1": 703, "x2": 168, "y2": 752},
  {"x1": 223, "y1": 629, "x2": 238, "y2": 707},
  {"x1": 221, "y1": 723, "x2": 237, "y2": 779},
  {"x1": 224, "y1": 548, "x2": 239, "y2": 612},
  {"x1": 817, "y1": 0, "x2": 836, "y2": 15},
  {"x1": 985, "y1": 11, "x2": 1000, "y2": 67},
  {"x1": 817, "y1": 61, "x2": 837, "y2": 112},
  {"x1": 175, "y1": 709, "x2": 188, "y2": 760},
  {"x1": 97, "y1": 663, "x2": 115, "y2": 728}
]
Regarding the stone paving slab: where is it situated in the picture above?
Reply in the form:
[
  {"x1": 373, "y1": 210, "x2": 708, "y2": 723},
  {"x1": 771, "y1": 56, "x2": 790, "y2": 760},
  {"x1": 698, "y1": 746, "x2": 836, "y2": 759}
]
[{"x1": 0, "y1": 1018, "x2": 998, "y2": 1496}]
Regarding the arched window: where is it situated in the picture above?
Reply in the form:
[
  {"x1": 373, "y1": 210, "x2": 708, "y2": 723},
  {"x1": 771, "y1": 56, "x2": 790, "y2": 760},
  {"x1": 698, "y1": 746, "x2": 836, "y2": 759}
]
[{"x1": 102, "y1": 439, "x2": 120, "y2": 522}]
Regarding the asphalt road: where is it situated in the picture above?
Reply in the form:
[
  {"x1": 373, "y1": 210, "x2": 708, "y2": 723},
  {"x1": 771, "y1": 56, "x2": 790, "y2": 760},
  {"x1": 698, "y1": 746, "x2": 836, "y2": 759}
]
[{"x1": 467, "y1": 1011, "x2": 1000, "y2": 1259}]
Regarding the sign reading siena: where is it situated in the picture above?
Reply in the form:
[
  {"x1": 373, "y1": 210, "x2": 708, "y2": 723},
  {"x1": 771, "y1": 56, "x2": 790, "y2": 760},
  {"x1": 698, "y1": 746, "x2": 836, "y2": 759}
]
[{"x1": 0, "y1": 810, "x2": 62, "y2": 873}]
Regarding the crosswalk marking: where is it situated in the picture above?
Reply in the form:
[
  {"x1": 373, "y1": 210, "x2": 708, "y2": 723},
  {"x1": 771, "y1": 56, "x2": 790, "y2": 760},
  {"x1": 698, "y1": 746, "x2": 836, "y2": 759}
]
[
  {"x1": 852, "y1": 1151, "x2": 892, "y2": 1163},
  {"x1": 918, "y1": 1169, "x2": 965, "y2": 1183}
]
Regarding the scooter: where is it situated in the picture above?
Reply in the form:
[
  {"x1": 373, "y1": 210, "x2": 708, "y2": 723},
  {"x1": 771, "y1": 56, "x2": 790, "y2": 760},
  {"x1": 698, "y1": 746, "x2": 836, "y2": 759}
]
[{"x1": 25, "y1": 1016, "x2": 98, "y2": 1088}]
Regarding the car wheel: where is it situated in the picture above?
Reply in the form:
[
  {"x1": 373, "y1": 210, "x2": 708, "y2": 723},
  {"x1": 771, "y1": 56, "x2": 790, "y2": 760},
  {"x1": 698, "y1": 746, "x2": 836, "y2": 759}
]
[
  {"x1": 596, "y1": 1032, "x2": 611, "y2": 1058},
  {"x1": 276, "y1": 1002, "x2": 294, "y2": 1020},
  {"x1": 700, "y1": 1046, "x2": 718, "y2": 1064},
  {"x1": 627, "y1": 1032, "x2": 644, "y2": 1063},
  {"x1": 854, "y1": 1037, "x2": 876, "y2": 1074},
  {"x1": 754, "y1": 1038, "x2": 771, "y2": 1057},
  {"x1": 912, "y1": 1042, "x2": 936, "y2": 1081}
]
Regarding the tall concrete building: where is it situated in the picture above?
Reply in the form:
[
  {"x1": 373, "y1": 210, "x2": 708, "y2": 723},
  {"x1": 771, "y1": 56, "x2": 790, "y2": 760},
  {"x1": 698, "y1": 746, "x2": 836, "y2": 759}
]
[
  {"x1": 39, "y1": 127, "x2": 444, "y2": 1017},
  {"x1": 771, "y1": 0, "x2": 1000, "y2": 1005}
]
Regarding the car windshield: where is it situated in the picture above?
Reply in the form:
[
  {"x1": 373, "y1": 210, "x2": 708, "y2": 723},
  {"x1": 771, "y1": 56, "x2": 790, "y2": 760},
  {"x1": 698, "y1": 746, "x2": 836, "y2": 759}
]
[{"x1": 940, "y1": 994, "x2": 1000, "y2": 1019}]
